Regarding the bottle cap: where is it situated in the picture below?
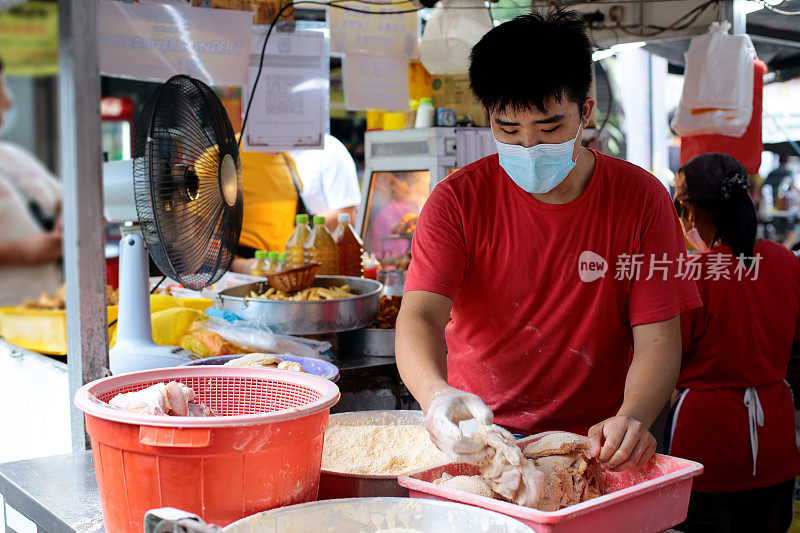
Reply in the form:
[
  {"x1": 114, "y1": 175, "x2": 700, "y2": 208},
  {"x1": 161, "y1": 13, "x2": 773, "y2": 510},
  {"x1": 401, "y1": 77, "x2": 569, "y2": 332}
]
[
  {"x1": 267, "y1": 251, "x2": 280, "y2": 261},
  {"x1": 313, "y1": 215, "x2": 326, "y2": 225},
  {"x1": 337, "y1": 213, "x2": 351, "y2": 223},
  {"x1": 420, "y1": 97, "x2": 433, "y2": 105},
  {"x1": 254, "y1": 250, "x2": 267, "y2": 260},
  {"x1": 279, "y1": 253, "x2": 286, "y2": 261},
  {"x1": 296, "y1": 214, "x2": 309, "y2": 224}
]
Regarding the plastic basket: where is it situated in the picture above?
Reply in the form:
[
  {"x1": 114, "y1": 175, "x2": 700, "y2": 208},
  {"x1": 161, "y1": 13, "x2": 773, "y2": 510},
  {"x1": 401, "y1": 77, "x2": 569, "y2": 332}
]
[
  {"x1": 266, "y1": 263, "x2": 321, "y2": 293},
  {"x1": 74, "y1": 366, "x2": 340, "y2": 533},
  {"x1": 398, "y1": 434, "x2": 703, "y2": 533}
]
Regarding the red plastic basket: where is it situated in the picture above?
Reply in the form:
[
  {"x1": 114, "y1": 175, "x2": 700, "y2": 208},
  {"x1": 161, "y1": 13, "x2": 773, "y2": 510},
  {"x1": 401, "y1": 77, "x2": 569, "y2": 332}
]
[
  {"x1": 398, "y1": 433, "x2": 703, "y2": 533},
  {"x1": 74, "y1": 367, "x2": 340, "y2": 533}
]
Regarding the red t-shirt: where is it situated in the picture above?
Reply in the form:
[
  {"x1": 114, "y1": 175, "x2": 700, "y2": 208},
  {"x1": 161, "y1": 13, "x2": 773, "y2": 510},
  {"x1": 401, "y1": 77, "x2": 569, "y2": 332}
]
[
  {"x1": 406, "y1": 151, "x2": 701, "y2": 435},
  {"x1": 671, "y1": 241, "x2": 800, "y2": 491}
]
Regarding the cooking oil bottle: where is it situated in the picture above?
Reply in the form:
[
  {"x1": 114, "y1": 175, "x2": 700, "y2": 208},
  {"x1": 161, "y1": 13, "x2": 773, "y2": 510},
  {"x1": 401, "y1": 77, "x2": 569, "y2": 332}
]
[
  {"x1": 304, "y1": 215, "x2": 339, "y2": 275},
  {"x1": 250, "y1": 250, "x2": 267, "y2": 276},
  {"x1": 285, "y1": 214, "x2": 311, "y2": 269},
  {"x1": 265, "y1": 251, "x2": 280, "y2": 274},
  {"x1": 332, "y1": 213, "x2": 364, "y2": 277}
]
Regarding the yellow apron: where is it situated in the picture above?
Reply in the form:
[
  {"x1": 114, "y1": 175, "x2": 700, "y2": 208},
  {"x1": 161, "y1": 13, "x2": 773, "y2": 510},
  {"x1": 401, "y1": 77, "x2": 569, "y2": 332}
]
[{"x1": 239, "y1": 151, "x2": 302, "y2": 253}]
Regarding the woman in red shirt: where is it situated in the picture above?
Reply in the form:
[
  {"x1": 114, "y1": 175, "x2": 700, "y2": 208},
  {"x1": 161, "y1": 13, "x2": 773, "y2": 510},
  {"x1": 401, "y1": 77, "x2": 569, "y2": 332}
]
[{"x1": 670, "y1": 152, "x2": 800, "y2": 532}]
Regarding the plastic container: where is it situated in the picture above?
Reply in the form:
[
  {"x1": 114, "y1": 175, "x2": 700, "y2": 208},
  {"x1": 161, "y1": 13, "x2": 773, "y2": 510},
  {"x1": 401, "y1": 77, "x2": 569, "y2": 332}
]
[
  {"x1": 182, "y1": 353, "x2": 340, "y2": 383},
  {"x1": 414, "y1": 97, "x2": 435, "y2": 128},
  {"x1": 304, "y1": 216, "x2": 339, "y2": 276},
  {"x1": 364, "y1": 252, "x2": 379, "y2": 280},
  {"x1": 276, "y1": 253, "x2": 286, "y2": 273},
  {"x1": 383, "y1": 112, "x2": 407, "y2": 130},
  {"x1": 399, "y1": 434, "x2": 704, "y2": 533},
  {"x1": 285, "y1": 214, "x2": 311, "y2": 269},
  {"x1": 0, "y1": 306, "x2": 118, "y2": 355},
  {"x1": 265, "y1": 251, "x2": 280, "y2": 275},
  {"x1": 74, "y1": 366, "x2": 340, "y2": 533},
  {"x1": 332, "y1": 213, "x2": 364, "y2": 277},
  {"x1": 250, "y1": 250, "x2": 267, "y2": 276}
]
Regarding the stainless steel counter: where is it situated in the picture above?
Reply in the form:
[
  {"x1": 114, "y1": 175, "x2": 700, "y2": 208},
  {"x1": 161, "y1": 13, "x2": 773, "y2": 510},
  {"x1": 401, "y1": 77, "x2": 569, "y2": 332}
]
[{"x1": 0, "y1": 452, "x2": 103, "y2": 533}]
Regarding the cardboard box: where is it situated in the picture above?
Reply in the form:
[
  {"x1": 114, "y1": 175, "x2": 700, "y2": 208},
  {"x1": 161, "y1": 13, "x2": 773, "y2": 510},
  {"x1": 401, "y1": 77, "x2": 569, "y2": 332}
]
[{"x1": 431, "y1": 75, "x2": 488, "y2": 127}]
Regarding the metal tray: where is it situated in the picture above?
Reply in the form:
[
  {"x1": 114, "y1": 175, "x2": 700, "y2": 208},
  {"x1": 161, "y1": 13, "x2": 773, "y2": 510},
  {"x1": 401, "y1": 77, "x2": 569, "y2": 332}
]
[
  {"x1": 319, "y1": 410, "x2": 427, "y2": 499},
  {"x1": 336, "y1": 327, "x2": 395, "y2": 357},
  {"x1": 216, "y1": 275, "x2": 381, "y2": 335}
]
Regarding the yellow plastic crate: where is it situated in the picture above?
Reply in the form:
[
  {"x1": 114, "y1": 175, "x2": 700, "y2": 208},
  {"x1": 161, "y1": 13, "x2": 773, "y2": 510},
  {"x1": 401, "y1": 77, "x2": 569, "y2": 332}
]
[{"x1": 0, "y1": 306, "x2": 119, "y2": 356}]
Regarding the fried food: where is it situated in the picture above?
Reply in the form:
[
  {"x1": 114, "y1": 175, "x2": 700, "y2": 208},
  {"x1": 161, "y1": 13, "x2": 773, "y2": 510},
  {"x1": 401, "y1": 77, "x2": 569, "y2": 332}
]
[
  {"x1": 224, "y1": 353, "x2": 306, "y2": 373},
  {"x1": 373, "y1": 295, "x2": 401, "y2": 329},
  {"x1": 22, "y1": 284, "x2": 119, "y2": 310},
  {"x1": 249, "y1": 284, "x2": 356, "y2": 301},
  {"x1": 391, "y1": 213, "x2": 418, "y2": 235}
]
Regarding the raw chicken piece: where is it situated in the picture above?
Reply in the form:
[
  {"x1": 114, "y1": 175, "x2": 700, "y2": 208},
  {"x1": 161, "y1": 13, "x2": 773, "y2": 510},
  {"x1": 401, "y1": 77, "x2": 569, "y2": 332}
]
[
  {"x1": 224, "y1": 353, "x2": 282, "y2": 367},
  {"x1": 433, "y1": 472, "x2": 499, "y2": 499},
  {"x1": 109, "y1": 383, "x2": 169, "y2": 415},
  {"x1": 523, "y1": 432, "x2": 604, "y2": 511},
  {"x1": 108, "y1": 382, "x2": 215, "y2": 417},
  {"x1": 471, "y1": 425, "x2": 545, "y2": 507}
]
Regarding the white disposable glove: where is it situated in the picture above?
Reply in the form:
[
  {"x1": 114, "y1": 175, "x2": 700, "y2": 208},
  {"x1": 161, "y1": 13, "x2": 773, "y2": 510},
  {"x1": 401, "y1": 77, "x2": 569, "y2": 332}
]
[{"x1": 425, "y1": 387, "x2": 494, "y2": 463}]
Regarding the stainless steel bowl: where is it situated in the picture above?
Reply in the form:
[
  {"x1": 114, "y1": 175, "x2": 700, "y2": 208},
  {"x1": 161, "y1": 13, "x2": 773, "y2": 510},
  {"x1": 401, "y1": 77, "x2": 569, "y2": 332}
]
[
  {"x1": 216, "y1": 275, "x2": 382, "y2": 335},
  {"x1": 336, "y1": 327, "x2": 396, "y2": 357},
  {"x1": 224, "y1": 497, "x2": 535, "y2": 532},
  {"x1": 319, "y1": 411, "x2": 430, "y2": 499}
]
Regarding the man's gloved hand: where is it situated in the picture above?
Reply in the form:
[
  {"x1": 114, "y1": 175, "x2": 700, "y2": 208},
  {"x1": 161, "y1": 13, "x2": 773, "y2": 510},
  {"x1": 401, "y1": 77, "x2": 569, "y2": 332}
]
[{"x1": 425, "y1": 386, "x2": 494, "y2": 463}]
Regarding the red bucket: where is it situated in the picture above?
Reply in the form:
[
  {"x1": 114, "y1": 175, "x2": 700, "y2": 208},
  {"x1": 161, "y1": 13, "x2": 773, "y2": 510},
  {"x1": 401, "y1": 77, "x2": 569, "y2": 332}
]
[{"x1": 74, "y1": 366, "x2": 340, "y2": 533}]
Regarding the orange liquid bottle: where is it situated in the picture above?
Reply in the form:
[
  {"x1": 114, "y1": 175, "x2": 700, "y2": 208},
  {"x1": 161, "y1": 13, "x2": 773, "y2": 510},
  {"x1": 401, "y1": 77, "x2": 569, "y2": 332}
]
[
  {"x1": 304, "y1": 215, "x2": 339, "y2": 275},
  {"x1": 332, "y1": 213, "x2": 364, "y2": 277},
  {"x1": 285, "y1": 214, "x2": 311, "y2": 269}
]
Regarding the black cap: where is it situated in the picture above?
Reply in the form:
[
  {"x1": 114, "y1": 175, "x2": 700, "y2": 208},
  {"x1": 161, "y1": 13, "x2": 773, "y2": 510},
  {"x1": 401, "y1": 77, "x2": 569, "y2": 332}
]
[{"x1": 675, "y1": 152, "x2": 750, "y2": 203}]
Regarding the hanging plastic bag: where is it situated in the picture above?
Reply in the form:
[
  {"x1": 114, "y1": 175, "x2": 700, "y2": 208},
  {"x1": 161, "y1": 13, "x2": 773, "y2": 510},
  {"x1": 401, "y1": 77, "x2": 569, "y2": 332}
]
[
  {"x1": 179, "y1": 330, "x2": 247, "y2": 358},
  {"x1": 671, "y1": 21, "x2": 755, "y2": 138},
  {"x1": 420, "y1": 0, "x2": 493, "y2": 75},
  {"x1": 192, "y1": 313, "x2": 332, "y2": 360}
]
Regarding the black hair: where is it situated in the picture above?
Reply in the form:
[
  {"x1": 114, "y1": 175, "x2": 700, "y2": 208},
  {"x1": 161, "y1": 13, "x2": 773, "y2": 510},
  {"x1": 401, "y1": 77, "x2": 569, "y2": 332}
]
[
  {"x1": 0, "y1": 56, "x2": 4, "y2": 74},
  {"x1": 679, "y1": 159, "x2": 757, "y2": 265},
  {"x1": 469, "y1": 9, "x2": 593, "y2": 115}
]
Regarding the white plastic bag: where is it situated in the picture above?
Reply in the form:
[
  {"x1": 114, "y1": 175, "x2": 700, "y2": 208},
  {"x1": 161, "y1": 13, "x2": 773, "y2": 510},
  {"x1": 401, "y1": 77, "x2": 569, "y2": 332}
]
[
  {"x1": 420, "y1": 0, "x2": 493, "y2": 75},
  {"x1": 200, "y1": 316, "x2": 332, "y2": 360},
  {"x1": 671, "y1": 21, "x2": 755, "y2": 137}
]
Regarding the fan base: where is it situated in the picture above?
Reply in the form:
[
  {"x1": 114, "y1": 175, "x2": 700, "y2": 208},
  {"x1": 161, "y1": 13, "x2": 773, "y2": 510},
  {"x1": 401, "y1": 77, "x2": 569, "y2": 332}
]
[{"x1": 110, "y1": 342, "x2": 195, "y2": 375}]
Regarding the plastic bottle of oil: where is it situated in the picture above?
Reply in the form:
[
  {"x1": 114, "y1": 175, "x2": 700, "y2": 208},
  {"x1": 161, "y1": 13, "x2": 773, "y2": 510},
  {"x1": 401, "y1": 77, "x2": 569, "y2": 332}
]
[
  {"x1": 265, "y1": 251, "x2": 280, "y2": 274},
  {"x1": 250, "y1": 250, "x2": 267, "y2": 276},
  {"x1": 276, "y1": 253, "x2": 286, "y2": 273},
  {"x1": 285, "y1": 214, "x2": 311, "y2": 269},
  {"x1": 332, "y1": 213, "x2": 364, "y2": 277},
  {"x1": 304, "y1": 215, "x2": 339, "y2": 275}
]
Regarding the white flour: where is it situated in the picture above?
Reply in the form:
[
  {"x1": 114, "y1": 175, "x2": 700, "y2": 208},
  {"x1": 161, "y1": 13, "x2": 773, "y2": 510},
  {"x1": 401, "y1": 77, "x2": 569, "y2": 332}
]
[{"x1": 322, "y1": 424, "x2": 448, "y2": 475}]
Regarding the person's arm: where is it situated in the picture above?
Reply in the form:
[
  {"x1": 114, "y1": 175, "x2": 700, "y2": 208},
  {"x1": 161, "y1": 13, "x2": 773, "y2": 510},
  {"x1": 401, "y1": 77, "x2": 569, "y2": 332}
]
[
  {"x1": 588, "y1": 315, "x2": 681, "y2": 471},
  {"x1": 229, "y1": 257, "x2": 256, "y2": 275},
  {"x1": 396, "y1": 290, "x2": 452, "y2": 410},
  {"x1": 397, "y1": 290, "x2": 493, "y2": 462},
  {"x1": 0, "y1": 231, "x2": 62, "y2": 266},
  {"x1": 320, "y1": 206, "x2": 357, "y2": 232}
]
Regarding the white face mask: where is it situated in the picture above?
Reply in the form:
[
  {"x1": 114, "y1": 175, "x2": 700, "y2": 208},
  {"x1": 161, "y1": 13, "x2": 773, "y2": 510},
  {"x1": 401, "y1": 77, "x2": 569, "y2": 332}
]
[
  {"x1": 494, "y1": 122, "x2": 582, "y2": 194},
  {"x1": 684, "y1": 227, "x2": 709, "y2": 252}
]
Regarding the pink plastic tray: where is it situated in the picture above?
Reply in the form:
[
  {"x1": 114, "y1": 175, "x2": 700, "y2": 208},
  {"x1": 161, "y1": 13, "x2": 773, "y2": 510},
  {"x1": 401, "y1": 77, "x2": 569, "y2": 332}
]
[{"x1": 398, "y1": 434, "x2": 703, "y2": 533}]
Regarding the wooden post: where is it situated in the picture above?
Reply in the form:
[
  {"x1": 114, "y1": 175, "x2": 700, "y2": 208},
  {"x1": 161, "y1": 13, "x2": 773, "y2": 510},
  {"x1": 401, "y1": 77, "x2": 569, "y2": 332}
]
[{"x1": 58, "y1": 0, "x2": 109, "y2": 452}]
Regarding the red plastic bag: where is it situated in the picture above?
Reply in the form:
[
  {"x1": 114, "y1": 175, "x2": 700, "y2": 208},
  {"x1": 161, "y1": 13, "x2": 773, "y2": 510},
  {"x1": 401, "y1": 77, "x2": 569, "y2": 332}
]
[{"x1": 680, "y1": 59, "x2": 766, "y2": 174}]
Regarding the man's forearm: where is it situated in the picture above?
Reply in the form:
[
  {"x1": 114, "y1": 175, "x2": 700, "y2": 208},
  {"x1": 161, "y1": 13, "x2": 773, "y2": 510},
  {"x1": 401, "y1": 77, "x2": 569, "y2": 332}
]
[
  {"x1": 395, "y1": 310, "x2": 450, "y2": 412},
  {"x1": 618, "y1": 316, "x2": 681, "y2": 428},
  {"x1": 0, "y1": 241, "x2": 24, "y2": 266}
]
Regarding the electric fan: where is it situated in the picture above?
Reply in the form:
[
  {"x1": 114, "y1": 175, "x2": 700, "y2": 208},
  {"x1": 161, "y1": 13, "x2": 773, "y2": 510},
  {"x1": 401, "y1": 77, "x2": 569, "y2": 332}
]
[{"x1": 104, "y1": 75, "x2": 242, "y2": 374}]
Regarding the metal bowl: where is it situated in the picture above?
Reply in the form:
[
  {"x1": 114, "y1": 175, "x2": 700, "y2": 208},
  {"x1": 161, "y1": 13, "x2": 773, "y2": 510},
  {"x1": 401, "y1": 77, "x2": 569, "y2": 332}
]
[
  {"x1": 319, "y1": 410, "x2": 429, "y2": 499},
  {"x1": 216, "y1": 275, "x2": 382, "y2": 335},
  {"x1": 337, "y1": 327, "x2": 396, "y2": 357},
  {"x1": 224, "y1": 497, "x2": 535, "y2": 533}
]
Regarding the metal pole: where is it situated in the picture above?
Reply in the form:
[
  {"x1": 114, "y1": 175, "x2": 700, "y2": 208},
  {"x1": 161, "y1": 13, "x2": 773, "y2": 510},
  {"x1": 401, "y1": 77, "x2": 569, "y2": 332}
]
[
  {"x1": 59, "y1": 0, "x2": 109, "y2": 452},
  {"x1": 721, "y1": 0, "x2": 747, "y2": 35}
]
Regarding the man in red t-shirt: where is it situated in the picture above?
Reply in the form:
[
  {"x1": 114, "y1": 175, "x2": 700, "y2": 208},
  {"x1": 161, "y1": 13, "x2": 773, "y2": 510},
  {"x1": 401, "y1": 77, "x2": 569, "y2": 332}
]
[{"x1": 396, "y1": 10, "x2": 701, "y2": 472}]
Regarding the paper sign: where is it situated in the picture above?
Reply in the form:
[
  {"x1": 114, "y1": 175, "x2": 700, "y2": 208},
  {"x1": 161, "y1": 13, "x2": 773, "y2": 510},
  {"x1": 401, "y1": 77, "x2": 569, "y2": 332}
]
[
  {"x1": 329, "y1": 2, "x2": 417, "y2": 57},
  {"x1": 98, "y1": 2, "x2": 252, "y2": 86},
  {"x1": 344, "y1": 53, "x2": 409, "y2": 111},
  {"x1": 0, "y1": 1, "x2": 58, "y2": 76},
  {"x1": 242, "y1": 29, "x2": 328, "y2": 150}
]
